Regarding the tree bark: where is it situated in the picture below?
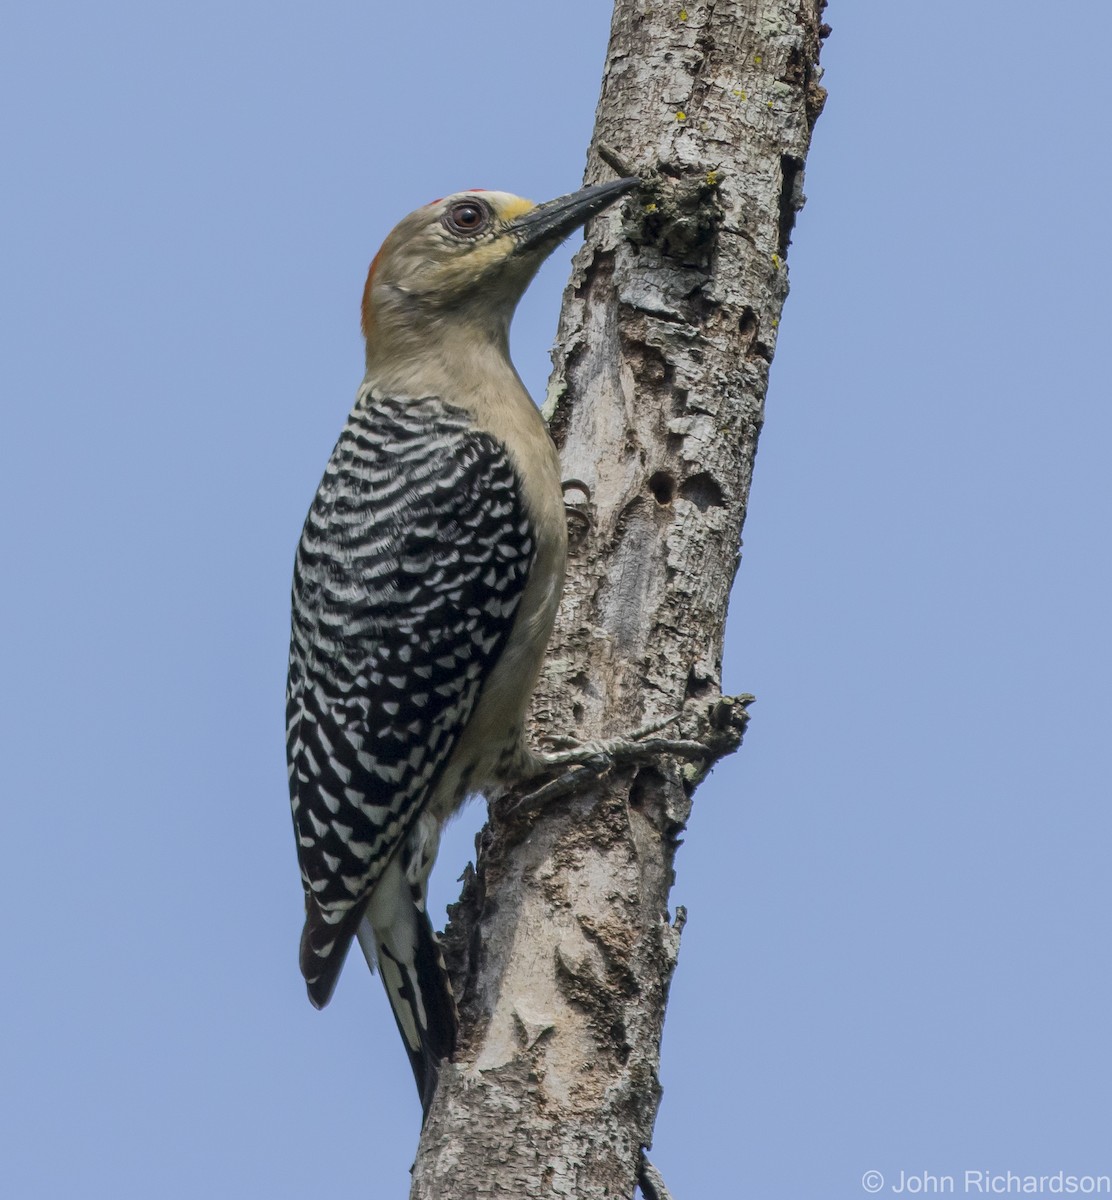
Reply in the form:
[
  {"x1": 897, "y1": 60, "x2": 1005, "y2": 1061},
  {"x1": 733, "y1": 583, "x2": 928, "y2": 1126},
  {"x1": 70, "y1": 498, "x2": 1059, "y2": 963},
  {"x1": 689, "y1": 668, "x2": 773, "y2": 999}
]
[{"x1": 411, "y1": 2, "x2": 827, "y2": 1196}]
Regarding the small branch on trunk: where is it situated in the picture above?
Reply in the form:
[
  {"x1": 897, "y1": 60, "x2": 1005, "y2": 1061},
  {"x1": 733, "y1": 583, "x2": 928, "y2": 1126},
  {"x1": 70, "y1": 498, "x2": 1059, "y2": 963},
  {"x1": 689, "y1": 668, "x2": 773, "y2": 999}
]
[{"x1": 638, "y1": 1154, "x2": 677, "y2": 1200}]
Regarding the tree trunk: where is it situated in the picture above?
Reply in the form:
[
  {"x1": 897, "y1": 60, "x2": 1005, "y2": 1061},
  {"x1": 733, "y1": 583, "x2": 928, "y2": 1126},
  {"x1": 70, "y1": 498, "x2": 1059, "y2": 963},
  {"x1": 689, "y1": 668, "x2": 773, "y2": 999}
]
[{"x1": 411, "y1": 2, "x2": 827, "y2": 1196}]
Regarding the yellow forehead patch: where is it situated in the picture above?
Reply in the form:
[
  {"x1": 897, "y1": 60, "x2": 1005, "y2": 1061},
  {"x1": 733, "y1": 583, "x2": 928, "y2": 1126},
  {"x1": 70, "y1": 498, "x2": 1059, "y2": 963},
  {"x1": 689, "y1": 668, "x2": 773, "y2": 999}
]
[{"x1": 493, "y1": 195, "x2": 536, "y2": 222}]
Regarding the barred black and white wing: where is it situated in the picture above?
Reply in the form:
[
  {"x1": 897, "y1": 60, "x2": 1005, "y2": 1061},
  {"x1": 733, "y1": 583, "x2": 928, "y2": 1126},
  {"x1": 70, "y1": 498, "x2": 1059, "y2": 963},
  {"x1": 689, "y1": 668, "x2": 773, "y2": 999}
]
[{"x1": 286, "y1": 392, "x2": 534, "y2": 1015}]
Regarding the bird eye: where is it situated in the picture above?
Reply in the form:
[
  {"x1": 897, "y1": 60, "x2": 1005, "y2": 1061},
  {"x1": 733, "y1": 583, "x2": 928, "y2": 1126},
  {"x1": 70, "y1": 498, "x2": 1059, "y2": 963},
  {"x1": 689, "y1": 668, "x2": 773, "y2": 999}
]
[{"x1": 444, "y1": 200, "x2": 490, "y2": 237}]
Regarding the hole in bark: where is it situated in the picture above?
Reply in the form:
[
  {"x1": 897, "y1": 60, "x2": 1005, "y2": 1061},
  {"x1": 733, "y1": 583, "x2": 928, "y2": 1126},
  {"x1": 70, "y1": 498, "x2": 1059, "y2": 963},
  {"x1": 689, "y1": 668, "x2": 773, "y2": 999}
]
[
  {"x1": 688, "y1": 287, "x2": 719, "y2": 323},
  {"x1": 738, "y1": 306, "x2": 758, "y2": 345},
  {"x1": 648, "y1": 472, "x2": 675, "y2": 505},
  {"x1": 629, "y1": 766, "x2": 666, "y2": 812},
  {"x1": 777, "y1": 154, "x2": 804, "y2": 255},
  {"x1": 685, "y1": 666, "x2": 714, "y2": 701},
  {"x1": 780, "y1": 44, "x2": 805, "y2": 84},
  {"x1": 680, "y1": 472, "x2": 724, "y2": 511}
]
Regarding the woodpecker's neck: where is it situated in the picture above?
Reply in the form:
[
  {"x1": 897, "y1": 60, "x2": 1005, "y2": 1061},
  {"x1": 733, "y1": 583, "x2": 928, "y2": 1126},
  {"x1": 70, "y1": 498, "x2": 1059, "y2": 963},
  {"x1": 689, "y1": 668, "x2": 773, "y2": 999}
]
[{"x1": 363, "y1": 306, "x2": 516, "y2": 400}]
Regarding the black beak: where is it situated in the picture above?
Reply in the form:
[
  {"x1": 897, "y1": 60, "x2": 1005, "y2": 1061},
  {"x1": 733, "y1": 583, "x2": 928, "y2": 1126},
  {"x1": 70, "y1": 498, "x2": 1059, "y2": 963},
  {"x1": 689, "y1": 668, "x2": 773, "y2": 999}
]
[{"x1": 510, "y1": 177, "x2": 640, "y2": 255}]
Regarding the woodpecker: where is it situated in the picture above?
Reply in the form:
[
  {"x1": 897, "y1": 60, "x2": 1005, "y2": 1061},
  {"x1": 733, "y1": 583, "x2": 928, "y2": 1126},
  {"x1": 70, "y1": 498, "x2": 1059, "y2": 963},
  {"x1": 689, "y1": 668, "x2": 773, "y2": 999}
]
[{"x1": 287, "y1": 178, "x2": 639, "y2": 1117}]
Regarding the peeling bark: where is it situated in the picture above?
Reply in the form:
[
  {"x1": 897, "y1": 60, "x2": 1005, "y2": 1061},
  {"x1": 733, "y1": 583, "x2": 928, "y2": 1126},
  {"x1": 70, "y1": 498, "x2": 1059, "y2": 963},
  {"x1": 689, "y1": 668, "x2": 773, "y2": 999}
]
[{"x1": 411, "y1": 2, "x2": 827, "y2": 1195}]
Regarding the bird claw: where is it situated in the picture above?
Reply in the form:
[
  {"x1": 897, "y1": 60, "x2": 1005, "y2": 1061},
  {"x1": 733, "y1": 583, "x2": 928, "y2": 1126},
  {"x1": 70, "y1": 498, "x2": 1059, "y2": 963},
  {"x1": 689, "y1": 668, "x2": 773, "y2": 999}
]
[
  {"x1": 537, "y1": 739, "x2": 613, "y2": 771},
  {"x1": 507, "y1": 716, "x2": 709, "y2": 818}
]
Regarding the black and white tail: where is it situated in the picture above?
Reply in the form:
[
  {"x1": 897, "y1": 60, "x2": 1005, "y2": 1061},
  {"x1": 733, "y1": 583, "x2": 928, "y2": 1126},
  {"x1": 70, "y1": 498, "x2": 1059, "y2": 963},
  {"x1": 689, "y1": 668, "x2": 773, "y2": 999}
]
[
  {"x1": 358, "y1": 853, "x2": 459, "y2": 1120},
  {"x1": 299, "y1": 898, "x2": 365, "y2": 1010}
]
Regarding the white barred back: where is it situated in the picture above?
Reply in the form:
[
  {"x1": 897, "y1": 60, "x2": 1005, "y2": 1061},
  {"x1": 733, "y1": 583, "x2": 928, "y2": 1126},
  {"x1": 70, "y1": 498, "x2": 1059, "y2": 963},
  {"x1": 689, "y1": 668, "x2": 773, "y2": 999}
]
[{"x1": 286, "y1": 390, "x2": 535, "y2": 922}]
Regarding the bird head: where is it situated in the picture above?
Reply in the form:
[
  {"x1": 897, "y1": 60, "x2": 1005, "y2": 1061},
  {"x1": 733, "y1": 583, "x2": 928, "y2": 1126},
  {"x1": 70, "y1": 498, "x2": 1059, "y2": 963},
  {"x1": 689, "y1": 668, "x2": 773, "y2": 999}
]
[{"x1": 361, "y1": 178, "x2": 639, "y2": 358}]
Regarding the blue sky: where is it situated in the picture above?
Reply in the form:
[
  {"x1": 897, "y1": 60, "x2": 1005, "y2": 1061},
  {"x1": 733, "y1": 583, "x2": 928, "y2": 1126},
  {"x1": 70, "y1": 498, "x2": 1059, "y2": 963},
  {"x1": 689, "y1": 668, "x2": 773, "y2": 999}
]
[{"x1": 3, "y1": 2, "x2": 1111, "y2": 1197}]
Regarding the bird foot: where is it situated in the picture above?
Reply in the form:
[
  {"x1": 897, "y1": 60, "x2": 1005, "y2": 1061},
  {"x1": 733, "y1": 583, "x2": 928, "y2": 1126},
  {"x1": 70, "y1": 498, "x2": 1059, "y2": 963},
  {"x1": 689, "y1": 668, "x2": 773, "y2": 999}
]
[{"x1": 506, "y1": 715, "x2": 709, "y2": 817}]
